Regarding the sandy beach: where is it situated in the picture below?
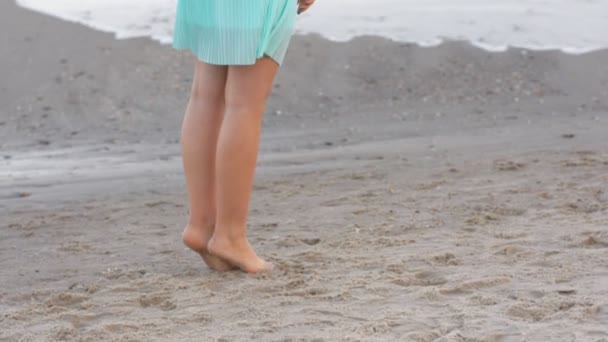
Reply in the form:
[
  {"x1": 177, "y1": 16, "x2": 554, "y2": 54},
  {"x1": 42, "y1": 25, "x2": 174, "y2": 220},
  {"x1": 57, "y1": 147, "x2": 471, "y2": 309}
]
[{"x1": 1, "y1": 1, "x2": 608, "y2": 341}]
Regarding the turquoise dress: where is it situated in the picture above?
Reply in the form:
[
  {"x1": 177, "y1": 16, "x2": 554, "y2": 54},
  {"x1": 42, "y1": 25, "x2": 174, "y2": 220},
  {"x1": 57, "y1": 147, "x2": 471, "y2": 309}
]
[{"x1": 172, "y1": 0, "x2": 298, "y2": 66}]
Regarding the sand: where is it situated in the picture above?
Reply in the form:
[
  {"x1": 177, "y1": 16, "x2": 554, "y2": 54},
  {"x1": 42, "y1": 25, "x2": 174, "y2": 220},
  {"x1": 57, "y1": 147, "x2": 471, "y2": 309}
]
[{"x1": 1, "y1": 1, "x2": 608, "y2": 341}]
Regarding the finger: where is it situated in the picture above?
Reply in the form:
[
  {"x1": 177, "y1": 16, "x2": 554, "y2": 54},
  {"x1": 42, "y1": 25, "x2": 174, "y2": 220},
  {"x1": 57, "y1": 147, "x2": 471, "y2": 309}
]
[
  {"x1": 297, "y1": 4, "x2": 313, "y2": 14},
  {"x1": 298, "y1": 0, "x2": 315, "y2": 14}
]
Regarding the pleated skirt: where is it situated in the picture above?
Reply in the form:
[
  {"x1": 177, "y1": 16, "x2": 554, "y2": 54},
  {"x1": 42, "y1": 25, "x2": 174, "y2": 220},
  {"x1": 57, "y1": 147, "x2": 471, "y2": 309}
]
[{"x1": 172, "y1": 0, "x2": 298, "y2": 65}]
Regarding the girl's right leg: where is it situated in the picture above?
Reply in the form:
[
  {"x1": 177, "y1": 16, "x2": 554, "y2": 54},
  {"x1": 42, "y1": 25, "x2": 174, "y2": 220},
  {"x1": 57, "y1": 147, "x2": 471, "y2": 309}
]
[{"x1": 181, "y1": 59, "x2": 233, "y2": 271}]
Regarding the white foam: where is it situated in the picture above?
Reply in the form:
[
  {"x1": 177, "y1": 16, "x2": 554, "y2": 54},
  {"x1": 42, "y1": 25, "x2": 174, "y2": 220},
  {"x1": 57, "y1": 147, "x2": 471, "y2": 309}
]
[{"x1": 15, "y1": 0, "x2": 608, "y2": 54}]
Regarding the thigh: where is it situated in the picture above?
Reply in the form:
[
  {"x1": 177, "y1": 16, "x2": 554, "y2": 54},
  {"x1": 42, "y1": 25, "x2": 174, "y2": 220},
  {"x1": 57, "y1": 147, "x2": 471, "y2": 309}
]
[
  {"x1": 190, "y1": 58, "x2": 229, "y2": 103},
  {"x1": 224, "y1": 57, "x2": 279, "y2": 113}
]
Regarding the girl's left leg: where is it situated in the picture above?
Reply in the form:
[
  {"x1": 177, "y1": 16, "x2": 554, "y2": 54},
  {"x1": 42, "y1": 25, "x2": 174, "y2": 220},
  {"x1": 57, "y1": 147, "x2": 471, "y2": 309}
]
[{"x1": 208, "y1": 57, "x2": 280, "y2": 273}]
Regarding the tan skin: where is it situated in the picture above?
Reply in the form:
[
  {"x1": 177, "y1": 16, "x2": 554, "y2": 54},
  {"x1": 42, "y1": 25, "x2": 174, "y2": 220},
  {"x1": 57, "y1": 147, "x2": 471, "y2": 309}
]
[{"x1": 181, "y1": 0, "x2": 316, "y2": 273}]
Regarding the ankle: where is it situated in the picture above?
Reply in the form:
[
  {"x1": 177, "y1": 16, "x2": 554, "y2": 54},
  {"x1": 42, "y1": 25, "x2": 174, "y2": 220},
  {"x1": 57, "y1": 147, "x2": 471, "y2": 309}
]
[
  {"x1": 187, "y1": 219, "x2": 215, "y2": 230},
  {"x1": 211, "y1": 230, "x2": 248, "y2": 244}
]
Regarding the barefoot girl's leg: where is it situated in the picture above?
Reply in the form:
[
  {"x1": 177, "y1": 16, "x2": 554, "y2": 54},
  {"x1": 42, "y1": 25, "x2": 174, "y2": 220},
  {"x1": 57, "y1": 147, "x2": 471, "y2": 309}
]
[
  {"x1": 181, "y1": 59, "x2": 234, "y2": 271},
  {"x1": 208, "y1": 57, "x2": 280, "y2": 273}
]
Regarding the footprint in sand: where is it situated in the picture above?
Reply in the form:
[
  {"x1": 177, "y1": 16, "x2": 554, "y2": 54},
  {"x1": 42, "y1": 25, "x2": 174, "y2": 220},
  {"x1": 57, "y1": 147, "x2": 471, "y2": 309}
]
[
  {"x1": 137, "y1": 292, "x2": 176, "y2": 311},
  {"x1": 101, "y1": 268, "x2": 147, "y2": 280},
  {"x1": 58, "y1": 241, "x2": 92, "y2": 253},
  {"x1": 275, "y1": 235, "x2": 301, "y2": 248},
  {"x1": 51, "y1": 327, "x2": 78, "y2": 341},
  {"x1": 385, "y1": 263, "x2": 406, "y2": 274},
  {"x1": 68, "y1": 282, "x2": 98, "y2": 294},
  {"x1": 357, "y1": 321, "x2": 396, "y2": 335},
  {"x1": 45, "y1": 292, "x2": 90, "y2": 308},
  {"x1": 438, "y1": 276, "x2": 511, "y2": 295},
  {"x1": 493, "y1": 231, "x2": 528, "y2": 240},
  {"x1": 506, "y1": 302, "x2": 569, "y2": 322},
  {"x1": 320, "y1": 197, "x2": 350, "y2": 207},
  {"x1": 144, "y1": 201, "x2": 174, "y2": 208},
  {"x1": 348, "y1": 171, "x2": 385, "y2": 181},
  {"x1": 259, "y1": 222, "x2": 279, "y2": 229},
  {"x1": 494, "y1": 159, "x2": 526, "y2": 171},
  {"x1": 583, "y1": 304, "x2": 608, "y2": 321},
  {"x1": 301, "y1": 238, "x2": 321, "y2": 246},
  {"x1": 468, "y1": 294, "x2": 499, "y2": 306},
  {"x1": 579, "y1": 236, "x2": 608, "y2": 248},
  {"x1": 560, "y1": 152, "x2": 608, "y2": 167},
  {"x1": 566, "y1": 199, "x2": 602, "y2": 214},
  {"x1": 371, "y1": 237, "x2": 416, "y2": 248},
  {"x1": 465, "y1": 204, "x2": 527, "y2": 226},
  {"x1": 465, "y1": 212, "x2": 499, "y2": 225},
  {"x1": 186, "y1": 312, "x2": 213, "y2": 324},
  {"x1": 414, "y1": 180, "x2": 446, "y2": 190},
  {"x1": 285, "y1": 287, "x2": 328, "y2": 298},
  {"x1": 593, "y1": 189, "x2": 608, "y2": 203},
  {"x1": 58, "y1": 313, "x2": 112, "y2": 330},
  {"x1": 492, "y1": 244, "x2": 529, "y2": 257},
  {"x1": 430, "y1": 252, "x2": 461, "y2": 266},
  {"x1": 404, "y1": 331, "x2": 440, "y2": 341},
  {"x1": 492, "y1": 205, "x2": 527, "y2": 216},
  {"x1": 391, "y1": 270, "x2": 448, "y2": 287},
  {"x1": 484, "y1": 332, "x2": 524, "y2": 342},
  {"x1": 102, "y1": 323, "x2": 140, "y2": 334},
  {"x1": 285, "y1": 279, "x2": 306, "y2": 290}
]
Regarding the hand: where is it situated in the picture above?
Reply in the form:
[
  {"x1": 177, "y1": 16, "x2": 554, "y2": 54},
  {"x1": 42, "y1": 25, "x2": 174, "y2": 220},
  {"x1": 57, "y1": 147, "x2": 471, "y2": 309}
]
[{"x1": 298, "y1": 0, "x2": 315, "y2": 14}]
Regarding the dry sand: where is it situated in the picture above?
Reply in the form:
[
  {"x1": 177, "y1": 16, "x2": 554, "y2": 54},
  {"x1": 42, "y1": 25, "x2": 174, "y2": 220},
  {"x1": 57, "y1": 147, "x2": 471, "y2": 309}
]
[{"x1": 1, "y1": 1, "x2": 608, "y2": 341}]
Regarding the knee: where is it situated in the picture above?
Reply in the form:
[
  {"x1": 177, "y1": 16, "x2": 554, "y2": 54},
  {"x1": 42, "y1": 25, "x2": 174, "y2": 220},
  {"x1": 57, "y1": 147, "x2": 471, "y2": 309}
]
[
  {"x1": 189, "y1": 80, "x2": 223, "y2": 107},
  {"x1": 224, "y1": 98, "x2": 266, "y2": 118},
  {"x1": 188, "y1": 98, "x2": 225, "y2": 125}
]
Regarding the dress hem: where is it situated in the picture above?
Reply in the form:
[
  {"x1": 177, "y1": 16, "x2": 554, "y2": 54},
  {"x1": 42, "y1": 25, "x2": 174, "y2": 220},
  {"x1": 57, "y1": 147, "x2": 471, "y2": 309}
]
[{"x1": 172, "y1": 44, "x2": 284, "y2": 66}]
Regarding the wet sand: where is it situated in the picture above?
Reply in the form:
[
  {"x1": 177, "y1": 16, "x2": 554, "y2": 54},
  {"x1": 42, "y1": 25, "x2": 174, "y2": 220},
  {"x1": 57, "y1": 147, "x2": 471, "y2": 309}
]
[{"x1": 1, "y1": 1, "x2": 608, "y2": 341}]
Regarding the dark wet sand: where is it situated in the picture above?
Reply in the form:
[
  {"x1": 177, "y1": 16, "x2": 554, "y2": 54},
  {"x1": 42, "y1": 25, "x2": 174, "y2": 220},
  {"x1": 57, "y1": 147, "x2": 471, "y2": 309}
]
[{"x1": 1, "y1": 1, "x2": 608, "y2": 341}]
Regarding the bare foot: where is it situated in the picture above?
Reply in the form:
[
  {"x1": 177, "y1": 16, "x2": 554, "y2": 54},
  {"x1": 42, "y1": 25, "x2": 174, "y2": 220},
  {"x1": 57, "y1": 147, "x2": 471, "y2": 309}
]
[
  {"x1": 207, "y1": 234, "x2": 273, "y2": 273},
  {"x1": 182, "y1": 224, "x2": 235, "y2": 271}
]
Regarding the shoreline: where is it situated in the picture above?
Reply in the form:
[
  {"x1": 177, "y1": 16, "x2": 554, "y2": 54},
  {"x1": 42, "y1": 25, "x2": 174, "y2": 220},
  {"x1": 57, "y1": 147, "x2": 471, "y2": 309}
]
[{"x1": 15, "y1": 0, "x2": 608, "y2": 55}]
